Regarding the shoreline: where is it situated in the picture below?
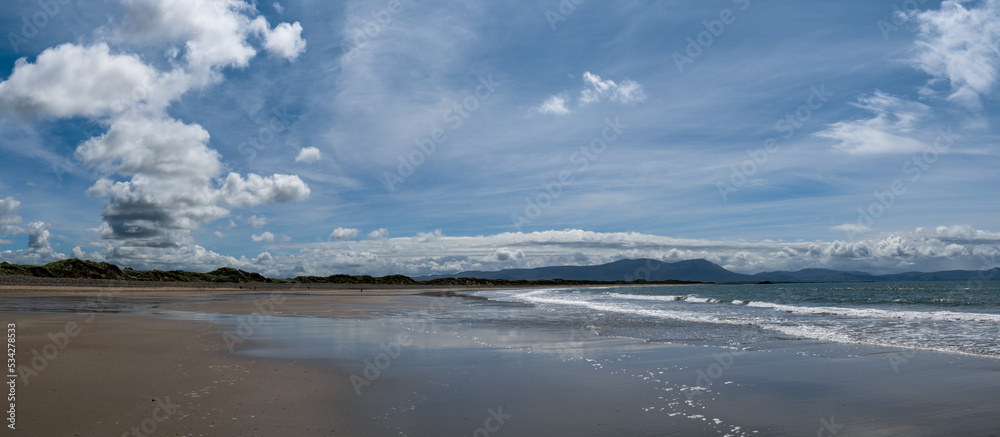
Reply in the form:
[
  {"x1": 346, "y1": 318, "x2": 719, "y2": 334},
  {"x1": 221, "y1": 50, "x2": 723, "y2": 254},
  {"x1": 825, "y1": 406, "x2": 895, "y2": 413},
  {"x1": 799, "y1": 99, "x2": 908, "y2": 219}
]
[{"x1": 0, "y1": 281, "x2": 692, "y2": 296}]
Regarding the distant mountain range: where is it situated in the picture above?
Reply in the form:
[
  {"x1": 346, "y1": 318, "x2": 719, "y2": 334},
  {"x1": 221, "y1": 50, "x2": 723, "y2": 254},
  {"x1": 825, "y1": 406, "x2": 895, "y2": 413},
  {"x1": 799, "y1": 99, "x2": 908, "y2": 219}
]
[{"x1": 417, "y1": 258, "x2": 1000, "y2": 284}]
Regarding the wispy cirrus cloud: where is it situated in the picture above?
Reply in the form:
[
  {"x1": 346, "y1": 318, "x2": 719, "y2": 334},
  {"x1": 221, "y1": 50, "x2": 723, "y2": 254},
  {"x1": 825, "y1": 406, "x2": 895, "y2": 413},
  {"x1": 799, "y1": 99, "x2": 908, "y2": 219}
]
[
  {"x1": 910, "y1": 0, "x2": 1000, "y2": 110},
  {"x1": 533, "y1": 94, "x2": 572, "y2": 115},
  {"x1": 579, "y1": 72, "x2": 646, "y2": 105},
  {"x1": 533, "y1": 71, "x2": 646, "y2": 115},
  {"x1": 816, "y1": 91, "x2": 932, "y2": 155},
  {"x1": 831, "y1": 224, "x2": 874, "y2": 234}
]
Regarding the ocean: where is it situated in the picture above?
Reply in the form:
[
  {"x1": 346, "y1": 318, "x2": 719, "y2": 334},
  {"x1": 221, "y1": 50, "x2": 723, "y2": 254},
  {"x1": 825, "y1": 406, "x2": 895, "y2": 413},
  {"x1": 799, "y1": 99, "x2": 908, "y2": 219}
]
[{"x1": 472, "y1": 281, "x2": 1000, "y2": 357}]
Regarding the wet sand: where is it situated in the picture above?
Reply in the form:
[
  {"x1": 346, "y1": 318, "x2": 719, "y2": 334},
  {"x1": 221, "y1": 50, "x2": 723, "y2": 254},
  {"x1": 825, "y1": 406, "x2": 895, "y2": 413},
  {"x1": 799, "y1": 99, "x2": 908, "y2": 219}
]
[
  {"x1": 2, "y1": 288, "x2": 999, "y2": 436},
  {"x1": 5, "y1": 313, "x2": 354, "y2": 436},
  {"x1": 0, "y1": 289, "x2": 430, "y2": 436}
]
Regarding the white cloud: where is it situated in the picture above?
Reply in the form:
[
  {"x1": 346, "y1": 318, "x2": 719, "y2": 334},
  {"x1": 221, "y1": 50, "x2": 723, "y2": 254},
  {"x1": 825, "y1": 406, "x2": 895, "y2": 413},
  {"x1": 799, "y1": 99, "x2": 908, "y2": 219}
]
[
  {"x1": 25, "y1": 222, "x2": 51, "y2": 250},
  {"x1": 0, "y1": 1, "x2": 308, "y2": 118},
  {"x1": 534, "y1": 95, "x2": 571, "y2": 115},
  {"x1": 911, "y1": 0, "x2": 1000, "y2": 109},
  {"x1": 79, "y1": 115, "x2": 221, "y2": 178},
  {"x1": 117, "y1": 0, "x2": 286, "y2": 76},
  {"x1": 217, "y1": 173, "x2": 309, "y2": 208},
  {"x1": 218, "y1": 173, "x2": 310, "y2": 208},
  {"x1": 0, "y1": 43, "x2": 159, "y2": 118},
  {"x1": 535, "y1": 72, "x2": 646, "y2": 115},
  {"x1": 579, "y1": 72, "x2": 647, "y2": 105},
  {"x1": 816, "y1": 92, "x2": 933, "y2": 155},
  {"x1": 214, "y1": 231, "x2": 226, "y2": 238},
  {"x1": 0, "y1": 197, "x2": 23, "y2": 236},
  {"x1": 246, "y1": 215, "x2": 268, "y2": 229},
  {"x1": 491, "y1": 247, "x2": 525, "y2": 261},
  {"x1": 368, "y1": 228, "x2": 389, "y2": 240},
  {"x1": 831, "y1": 224, "x2": 874, "y2": 234},
  {"x1": 75, "y1": 116, "x2": 308, "y2": 245},
  {"x1": 79, "y1": 242, "x2": 237, "y2": 272},
  {"x1": 258, "y1": 21, "x2": 307, "y2": 60},
  {"x1": 0, "y1": 202, "x2": 63, "y2": 262},
  {"x1": 331, "y1": 227, "x2": 359, "y2": 241},
  {"x1": 0, "y1": 247, "x2": 66, "y2": 265},
  {"x1": 272, "y1": 2, "x2": 284, "y2": 13},
  {"x1": 416, "y1": 230, "x2": 443, "y2": 243},
  {"x1": 611, "y1": 80, "x2": 646, "y2": 104},
  {"x1": 85, "y1": 178, "x2": 115, "y2": 198},
  {"x1": 295, "y1": 146, "x2": 322, "y2": 163},
  {"x1": 252, "y1": 231, "x2": 276, "y2": 243}
]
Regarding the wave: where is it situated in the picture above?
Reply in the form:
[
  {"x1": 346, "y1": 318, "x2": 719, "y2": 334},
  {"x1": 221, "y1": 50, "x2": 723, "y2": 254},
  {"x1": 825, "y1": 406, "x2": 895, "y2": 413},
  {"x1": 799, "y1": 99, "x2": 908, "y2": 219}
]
[
  {"x1": 514, "y1": 290, "x2": 761, "y2": 326},
  {"x1": 744, "y1": 301, "x2": 1000, "y2": 323},
  {"x1": 602, "y1": 289, "x2": 1000, "y2": 323},
  {"x1": 485, "y1": 288, "x2": 1000, "y2": 357},
  {"x1": 607, "y1": 293, "x2": 730, "y2": 304}
]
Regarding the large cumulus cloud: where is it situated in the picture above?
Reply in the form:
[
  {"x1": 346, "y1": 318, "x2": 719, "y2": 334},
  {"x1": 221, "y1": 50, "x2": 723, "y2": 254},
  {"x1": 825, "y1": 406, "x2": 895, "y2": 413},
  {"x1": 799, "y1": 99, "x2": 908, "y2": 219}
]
[{"x1": 0, "y1": 0, "x2": 310, "y2": 258}]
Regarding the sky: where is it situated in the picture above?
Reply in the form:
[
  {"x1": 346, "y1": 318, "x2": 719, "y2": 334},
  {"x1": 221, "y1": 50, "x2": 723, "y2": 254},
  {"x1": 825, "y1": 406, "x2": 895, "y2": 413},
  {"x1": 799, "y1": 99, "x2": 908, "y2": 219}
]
[{"x1": 1, "y1": 0, "x2": 999, "y2": 277}]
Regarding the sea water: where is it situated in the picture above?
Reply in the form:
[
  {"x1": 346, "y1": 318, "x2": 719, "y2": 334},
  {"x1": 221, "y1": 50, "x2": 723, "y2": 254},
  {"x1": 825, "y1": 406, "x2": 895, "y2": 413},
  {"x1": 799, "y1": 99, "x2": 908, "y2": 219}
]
[{"x1": 472, "y1": 281, "x2": 1000, "y2": 357}]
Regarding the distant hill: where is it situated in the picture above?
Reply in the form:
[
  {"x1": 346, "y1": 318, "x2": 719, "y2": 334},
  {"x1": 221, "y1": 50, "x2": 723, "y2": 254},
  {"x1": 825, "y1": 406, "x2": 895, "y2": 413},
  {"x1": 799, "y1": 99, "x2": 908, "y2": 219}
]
[
  {"x1": 418, "y1": 259, "x2": 1000, "y2": 284},
  {"x1": 753, "y1": 267, "x2": 1000, "y2": 283},
  {"x1": 0, "y1": 259, "x2": 273, "y2": 283},
  {"x1": 418, "y1": 259, "x2": 751, "y2": 283},
  {"x1": 877, "y1": 269, "x2": 1000, "y2": 282},
  {"x1": 749, "y1": 268, "x2": 878, "y2": 283}
]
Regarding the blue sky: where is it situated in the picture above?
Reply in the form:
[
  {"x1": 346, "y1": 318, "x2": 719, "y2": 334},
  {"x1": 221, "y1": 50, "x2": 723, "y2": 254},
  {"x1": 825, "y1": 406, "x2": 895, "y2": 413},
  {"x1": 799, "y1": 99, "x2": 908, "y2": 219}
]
[{"x1": 1, "y1": 0, "x2": 999, "y2": 276}]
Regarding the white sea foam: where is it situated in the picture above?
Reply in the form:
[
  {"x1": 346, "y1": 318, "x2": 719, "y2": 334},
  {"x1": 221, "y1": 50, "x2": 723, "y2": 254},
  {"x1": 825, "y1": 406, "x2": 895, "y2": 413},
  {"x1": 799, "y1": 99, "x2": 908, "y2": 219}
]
[
  {"x1": 745, "y1": 301, "x2": 1000, "y2": 323},
  {"x1": 605, "y1": 293, "x2": 684, "y2": 302},
  {"x1": 513, "y1": 290, "x2": 755, "y2": 326},
  {"x1": 682, "y1": 296, "x2": 719, "y2": 303},
  {"x1": 480, "y1": 288, "x2": 1000, "y2": 357}
]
